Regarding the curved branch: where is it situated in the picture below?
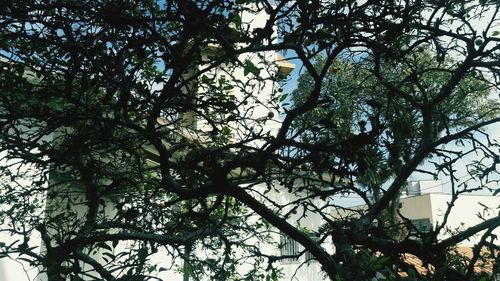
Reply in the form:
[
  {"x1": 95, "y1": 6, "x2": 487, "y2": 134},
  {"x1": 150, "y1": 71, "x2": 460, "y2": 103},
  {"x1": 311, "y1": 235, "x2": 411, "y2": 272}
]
[
  {"x1": 224, "y1": 183, "x2": 340, "y2": 280},
  {"x1": 436, "y1": 216, "x2": 500, "y2": 250}
]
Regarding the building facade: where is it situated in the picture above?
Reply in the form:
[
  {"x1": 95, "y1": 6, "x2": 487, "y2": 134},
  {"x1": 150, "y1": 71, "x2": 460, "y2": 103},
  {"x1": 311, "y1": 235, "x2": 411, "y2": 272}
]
[{"x1": 400, "y1": 181, "x2": 499, "y2": 246}]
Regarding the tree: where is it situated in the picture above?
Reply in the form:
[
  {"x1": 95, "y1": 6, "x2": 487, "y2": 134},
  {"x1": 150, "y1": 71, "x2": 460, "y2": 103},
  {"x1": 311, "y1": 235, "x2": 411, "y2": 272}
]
[
  {"x1": 0, "y1": 1, "x2": 499, "y2": 280},
  {"x1": 290, "y1": 52, "x2": 495, "y2": 238}
]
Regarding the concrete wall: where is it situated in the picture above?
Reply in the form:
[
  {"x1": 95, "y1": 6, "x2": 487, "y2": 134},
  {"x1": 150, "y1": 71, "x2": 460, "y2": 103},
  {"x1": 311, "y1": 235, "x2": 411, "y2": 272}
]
[
  {"x1": 0, "y1": 247, "x2": 40, "y2": 281},
  {"x1": 400, "y1": 193, "x2": 434, "y2": 224},
  {"x1": 428, "y1": 193, "x2": 499, "y2": 245},
  {"x1": 400, "y1": 193, "x2": 499, "y2": 246}
]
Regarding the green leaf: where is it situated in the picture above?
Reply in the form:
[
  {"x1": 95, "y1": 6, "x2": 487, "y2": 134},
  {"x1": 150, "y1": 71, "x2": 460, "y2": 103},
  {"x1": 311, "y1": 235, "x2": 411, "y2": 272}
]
[
  {"x1": 279, "y1": 94, "x2": 288, "y2": 102},
  {"x1": 201, "y1": 75, "x2": 211, "y2": 83},
  {"x1": 233, "y1": 14, "x2": 242, "y2": 29},
  {"x1": 221, "y1": 126, "x2": 231, "y2": 136},
  {"x1": 148, "y1": 264, "x2": 157, "y2": 273},
  {"x1": 243, "y1": 60, "x2": 261, "y2": 76}
]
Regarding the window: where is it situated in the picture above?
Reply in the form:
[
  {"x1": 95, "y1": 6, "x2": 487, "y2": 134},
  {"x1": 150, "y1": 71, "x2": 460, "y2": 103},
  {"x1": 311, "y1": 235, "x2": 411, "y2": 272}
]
[
  {"x1": 408, "y1": 218, "x2": 432, "y2": 234},
  {"x1": 304, "y1": 235, "x2": 319, "y2": 262},
  {"x1": 280, "y1": 234, "x2": 299, "y2": 262}
]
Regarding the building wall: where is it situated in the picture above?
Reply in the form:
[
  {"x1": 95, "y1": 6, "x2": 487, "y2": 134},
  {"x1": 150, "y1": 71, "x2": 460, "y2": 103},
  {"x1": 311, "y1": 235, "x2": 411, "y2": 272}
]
[
  {"x1": 428, "y1": 193, "x2": 499, "y2": 245},
  {"x1": 0, "y1": 241, "x2": 40, "y2": 281},
  {"x1": 400, "y1": 192, "x2": 499, "y2": 246},
  {"x1": 236, "y1": 183, "x2": 333, "y2": 281},
  {"x1": 399, "y1": 194, "x2": 434, "y2": 224},
  {"x1": 0, "y1": 6, "x2": 333, "y2": 281}
]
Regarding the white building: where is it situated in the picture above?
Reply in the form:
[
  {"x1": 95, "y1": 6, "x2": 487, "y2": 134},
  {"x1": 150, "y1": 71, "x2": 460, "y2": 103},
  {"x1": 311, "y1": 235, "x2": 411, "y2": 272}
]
[
  {"x1": 0, "y1": 6, "x2": 331, "y2": 281},
  {"x1": 400, "y1": 180, "x2": 500, "y2": 246},
  {"x1": 334, "y1": 180, "x2": 499, "y2": 246}
]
